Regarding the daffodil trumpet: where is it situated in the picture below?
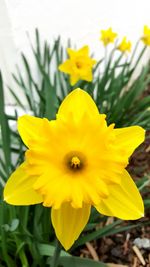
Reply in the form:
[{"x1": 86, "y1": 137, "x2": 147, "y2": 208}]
[{"x1": 4, "y1": 89, "x2": 145, "y2": 250}]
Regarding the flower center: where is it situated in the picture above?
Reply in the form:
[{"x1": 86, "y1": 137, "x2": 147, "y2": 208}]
[
  {"x1": 70, "y1": 156, "x2": 81, "y2": 169},
  {"x1": 76, "y1": 61, "x2": 82, "y2": 69},
  {"x1": 64, "y1": 151, "x2": 86, "y2": 172}
]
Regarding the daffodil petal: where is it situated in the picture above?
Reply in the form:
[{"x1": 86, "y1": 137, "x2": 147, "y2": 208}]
[
  {"x1": 58, "y1": 60, "x2": 72, "y2": 74},
  {"x1": 4, "y1": 163, "x2": 43, "y2": 205},
  {"x1": 78, "y1": 45, "x2": 89, "y2": 56},
  {"x1": 67, "y1": 48, "x2": 76, "y2": 58},
  {"x1": 82, "y1": 71, "x2": 93, "y2": 82},
  {"x1": 51, "y1": 202, "x2": 91, "y2": 250},
  {"x1": 95, "y1": 170, "x2": 144, "y2": 220},
  {"x1": 70, "y1": 74, "x2": 80, "y2": 86},
  {"x1": 18, "y1": 115, "x2": 45, "y2": 147},
  {"x1": 114, "y1": 126, "x2": 145, "y2": 156},
  {"x1": 57, "y1": 88, "x2": 99, "y2": 122}
]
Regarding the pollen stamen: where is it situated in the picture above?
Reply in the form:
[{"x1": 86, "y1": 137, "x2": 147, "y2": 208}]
[
  {"x1": 70, "y1": 156, "x2": 81, "y2": 169},
  {"x1": 76, "y1": 61, "x2": 82, "y2": 69}
]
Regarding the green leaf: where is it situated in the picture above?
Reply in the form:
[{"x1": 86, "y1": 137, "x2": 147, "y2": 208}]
[
  {"x1": 2, "y1": 219, "x2": 19, "y2": 233},
  {"x1": 144, "y1": 199, "x2": 150, "y2": 208},
  {"x1": 10, "y1": 218, "x2": 19, "y2": 232},
  {"x1": 37, "y1": 243, "x2": 70, "y2": 257},
  {"x1": 8, "y1": 86, "x2": 26, "y2": 110},
  {"x1": 58, "y1": 256, "x2": 107, "y2": 267},
  {"x1": 44, "y1": 75, "x2": 58, "y2": 120},
  {"x1": 0, "y1": 72, "x2": 11, "y2": 175}
]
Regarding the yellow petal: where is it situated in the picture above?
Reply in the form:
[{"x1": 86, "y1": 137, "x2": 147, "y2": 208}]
[
  {"x1": 67, "y1": 48, "x2": 76, "y2": 58},
  {"x1": 95, "y1": 170, "x2": 144, "y2": 220},
  {"x1": 82, "y1": 71, "x2": 93, "y2": 82},
  {"x1": 143, "y1": 25, "x2": 150, "y2": 35},
  {"x1": 4, "y1": 163, "x2": 43, "y2": 205},
  {"x1": 70, "y1": 74, "x2": 80, "y2": 86},
  {"x1": 78, "y1": 45, "x2": 89, "y2": 56},
  {"x1": 57, "y1": 88, "x2": 99, "y2": 122},
  {"x1": 67, "y1": 46, "x2": 89, "y2": 58},
  {"x1": 51, "y1": 202, "x2": 91, "y2": 250},
  {"x1": 114, "y1": 126, "x2": 145, "y2": 157},
  {"x1": 18, "y1": 115, "x2": 45, "y2": 147},
  {"x1": 58, "y1": 60, "x2": 72, "y2": 74}
]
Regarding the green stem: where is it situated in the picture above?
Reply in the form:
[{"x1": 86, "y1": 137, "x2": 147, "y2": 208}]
[
  {"x1": 104, "y1": 45, "x2": 108, "y2": 69},
  {"x1": 51, "y1": 240, "x2": 61, "y2": 267},
  {"x1": 130, "y1": 39, "x2": 140, "y2": 65}
]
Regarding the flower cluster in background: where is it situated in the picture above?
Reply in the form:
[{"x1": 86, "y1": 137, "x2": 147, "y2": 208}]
[
  {"x1": 100, "y1": 25, "x2": 150, "y2": 48},
  {"x1": 59, "y1": 25, "x2": 150, "y2": 86}
]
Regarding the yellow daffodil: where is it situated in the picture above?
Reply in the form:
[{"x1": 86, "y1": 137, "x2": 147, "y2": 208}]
[
  {"x1": 141, "y1": 25, "x2": 150, "y2": 46},
  {"x1": 118, "y1": 37, "x2": 132, "y2": 53},
  {"x1": 58, "y1": 46, "x2": 96, "y2": 86},
  {"x1": 100, "y1": 27, "x2": 118, "y2": 46},
  {"x1": 4, "y1": 89, "x2": 145, "y2": 250}
]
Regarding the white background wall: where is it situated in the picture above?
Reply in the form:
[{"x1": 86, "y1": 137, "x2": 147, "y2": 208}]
[{"x1": 0, "y1": 0, "x2": 150, "y2": 104}]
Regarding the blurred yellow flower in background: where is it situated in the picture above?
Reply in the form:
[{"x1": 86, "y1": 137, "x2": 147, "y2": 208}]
[
  {"x1": 58, "y1": 46, "x2": 96, "y2": 86},
  {"x1": 118, "y1": 37, "x2": 132, "y2": 53},
  {"x1": 100, "y1": 27, "x2": 118, "y2": 46},
  {"x1": 141, "y1": 25, "x2": 150, "y2": 46},
  {"x1": 4, "y1": 89, "x2": 145, "y2": 250}
]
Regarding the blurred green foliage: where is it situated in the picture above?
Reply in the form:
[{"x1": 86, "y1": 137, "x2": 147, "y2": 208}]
[
  {"x1": 0, "y1": 29, "x2": 150, "y2": 266},
  {"x1": 8, "y1": 30, "x2": 150, "y2": 128}
]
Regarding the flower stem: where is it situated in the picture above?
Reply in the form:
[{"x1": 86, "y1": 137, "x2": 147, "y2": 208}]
[
  {"x1": 104, "y1": 45, "x2": 108, "y2": 69},
  {"x1": 51, "y1": 239, "x2": 61, "y2": 267}
]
